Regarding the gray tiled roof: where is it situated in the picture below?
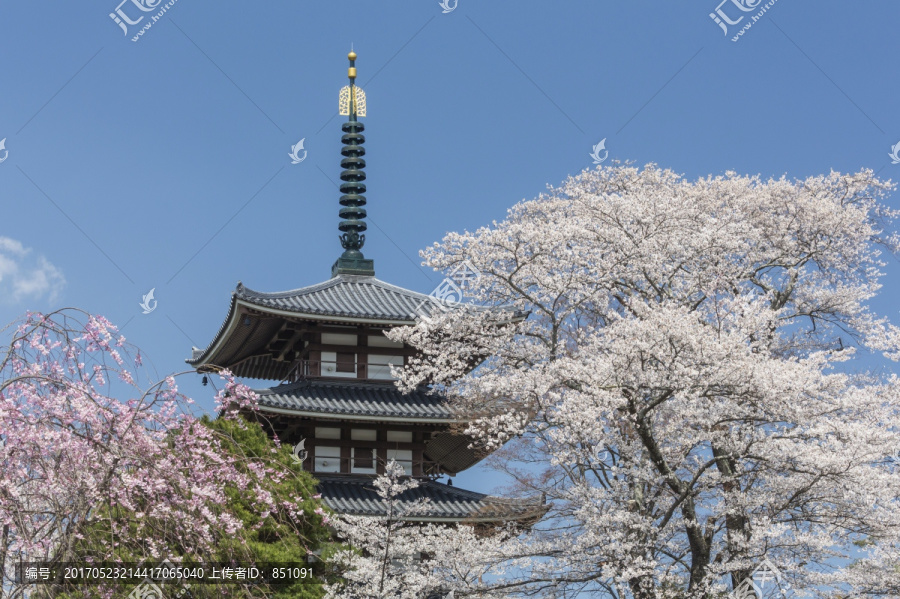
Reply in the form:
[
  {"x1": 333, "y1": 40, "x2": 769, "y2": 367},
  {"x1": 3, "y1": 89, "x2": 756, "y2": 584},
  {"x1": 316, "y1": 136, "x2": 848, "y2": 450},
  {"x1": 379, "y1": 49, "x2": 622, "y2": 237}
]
[
  {"x1": 317, "y1": 475, "x2": 546, "y2": 522},
  {"x1": 256, "y1": 380, "x2": 456, "y2": 421},
  {"x1": 235, "y1": 275, "x2": 442, "y2": 322},
  {"x1": 187, "y1": 274, "x2": 522, "y2": 377}
]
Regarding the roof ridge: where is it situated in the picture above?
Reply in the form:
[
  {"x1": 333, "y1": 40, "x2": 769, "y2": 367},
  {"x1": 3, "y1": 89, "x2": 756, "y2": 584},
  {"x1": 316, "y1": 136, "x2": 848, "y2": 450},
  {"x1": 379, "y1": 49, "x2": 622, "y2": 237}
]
[
  {"x1": 235, "y1": 274, "x2": 438, "y2": 301},
  {"x1": 228, "y1": 274, "x2": 444, "y2": 322},
  {"x1": 253, "y1": 380, "x2": 457, "y2": 421},
  {"x1": 235, "y1": 276, "x2": 345, "y2": 300},
  {"x1": 257, "y1": 379, "x2": 425, "y2": 394},
  {"x1": 363, "y1": 277, "x2": 435, "y2": 300},
  {"x1": 318, "y1": 476, "x2": 490, "y2": 499},
  {"x1": 419, "y1": 479, "x2": 489, "y2": 499},
  {"x1": 482, "y1": 493, "x2": 546, "y2": 506},
  {"x1": 315, "y1": 475, "x2": 545, "y2": 522}
]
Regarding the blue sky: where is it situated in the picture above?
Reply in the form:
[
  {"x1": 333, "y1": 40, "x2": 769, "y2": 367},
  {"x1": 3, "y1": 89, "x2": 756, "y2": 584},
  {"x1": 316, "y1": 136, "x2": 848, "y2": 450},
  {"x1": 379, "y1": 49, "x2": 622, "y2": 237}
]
[{"x1": 1, "y1": 1, "x2": 898, "y2": 494}]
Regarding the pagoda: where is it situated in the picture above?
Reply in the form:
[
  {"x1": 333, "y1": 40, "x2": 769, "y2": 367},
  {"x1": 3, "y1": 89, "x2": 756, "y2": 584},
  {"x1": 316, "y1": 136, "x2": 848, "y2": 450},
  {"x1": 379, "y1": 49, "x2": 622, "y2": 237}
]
[{"x1": 188, "y1": 51, "x2": 544, "y2": 525}]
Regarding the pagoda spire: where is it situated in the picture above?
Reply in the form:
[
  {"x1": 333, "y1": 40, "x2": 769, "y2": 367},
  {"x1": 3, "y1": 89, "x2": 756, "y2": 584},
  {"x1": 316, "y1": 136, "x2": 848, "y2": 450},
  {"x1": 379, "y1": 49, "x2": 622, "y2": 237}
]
[{"x1": 332, "y1": 50, "x2": 375, "y2": 277}]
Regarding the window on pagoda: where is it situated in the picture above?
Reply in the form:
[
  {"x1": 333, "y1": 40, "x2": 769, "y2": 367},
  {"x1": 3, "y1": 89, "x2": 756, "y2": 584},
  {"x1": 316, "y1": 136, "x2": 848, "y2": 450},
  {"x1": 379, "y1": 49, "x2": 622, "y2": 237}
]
[
  {"x1": 313, "y1": 428, "x2": 342, "y2": 474},
  {"x1": 352, "y1": 448, "x2": 375, "y2": 471},
  {"x1": 314, "y1": 446, "x2": 340, "y2": 473},
  {"x1": 368, "y1": 354, "x2": 403, "y2": 380},
  {"x1": 351, "y1": 429, "x2": 377, "y2": 474},
  {"x1": 387, "y1": 431, "x2": 412, "y2": 443},
  {"x1": 368, "y1": 335, "x2": 403, "y2": 349},
  {"x1": 322, "y1": 332, "x2": 357, "y2": 346},
  {"x1": 336, "y1": 352, "x2": 355, "y2": 373},
  {"x1": 321, "y1": 351, "x2": 356, "y2": 378},
  {"x1": 315, "y1": 427, "x2": 341, "y2": 439},
  {"x1": 387, "y1": 448, "x2": 413, "y2": 476}
]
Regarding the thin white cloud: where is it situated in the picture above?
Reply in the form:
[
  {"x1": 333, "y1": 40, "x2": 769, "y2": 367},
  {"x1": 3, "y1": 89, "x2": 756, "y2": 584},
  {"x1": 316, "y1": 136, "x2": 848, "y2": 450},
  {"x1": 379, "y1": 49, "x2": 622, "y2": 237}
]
[
  {"x1": 0, "y1": 237, "x2": 65, "y2": 304},
  {"x1": 0, "y1": 237, "x2": 26, "y2": 256}
]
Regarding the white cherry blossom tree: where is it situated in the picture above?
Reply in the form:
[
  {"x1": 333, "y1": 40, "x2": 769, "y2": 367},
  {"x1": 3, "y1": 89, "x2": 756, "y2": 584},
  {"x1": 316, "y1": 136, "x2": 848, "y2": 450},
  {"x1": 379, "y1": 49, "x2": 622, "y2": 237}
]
[
  {"x1": 389, "y1": 165, "x2": 900, "y2": 598},
  {"x1": 325, "y1": 461, "x2": 514, "y2": 599}
]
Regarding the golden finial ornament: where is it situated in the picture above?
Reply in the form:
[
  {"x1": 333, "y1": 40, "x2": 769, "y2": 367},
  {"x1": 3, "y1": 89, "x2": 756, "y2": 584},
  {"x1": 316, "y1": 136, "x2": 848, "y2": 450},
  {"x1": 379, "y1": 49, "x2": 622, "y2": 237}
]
[
  {"x1": 348, "y1": 50, "x2": 357, "y2": 79},
  {"x1": 339, "y1": 49, "x2": 366, "y2": 117}
]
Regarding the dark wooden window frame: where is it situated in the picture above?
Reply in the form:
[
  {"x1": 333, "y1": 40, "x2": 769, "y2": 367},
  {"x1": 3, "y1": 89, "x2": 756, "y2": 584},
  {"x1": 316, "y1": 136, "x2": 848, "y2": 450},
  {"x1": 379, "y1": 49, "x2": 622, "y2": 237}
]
[
  {"x1": 335, "y1": 351, "x2": 356, "y2": 373},
  {"x1": 353, "y1": 447, "x2": 376, "y2": 469}
]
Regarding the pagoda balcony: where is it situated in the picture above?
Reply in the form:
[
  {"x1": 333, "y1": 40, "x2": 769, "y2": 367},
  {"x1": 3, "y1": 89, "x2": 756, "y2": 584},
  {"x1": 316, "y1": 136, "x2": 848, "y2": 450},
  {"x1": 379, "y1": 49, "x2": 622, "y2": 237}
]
[
  {"x1": 300, "y1": 454, "x2": 445, "y2": 478},
  {"x1": 285, "y1": 357, "x2": 403, "y2": 384}
]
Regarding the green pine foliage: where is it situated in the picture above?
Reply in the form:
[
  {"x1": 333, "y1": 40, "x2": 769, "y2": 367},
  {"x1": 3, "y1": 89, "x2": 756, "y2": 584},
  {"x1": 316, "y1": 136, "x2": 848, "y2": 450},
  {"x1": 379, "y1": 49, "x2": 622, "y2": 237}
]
[{"x1": 204, "y1": 414, "x2": 338, "y2": 599}]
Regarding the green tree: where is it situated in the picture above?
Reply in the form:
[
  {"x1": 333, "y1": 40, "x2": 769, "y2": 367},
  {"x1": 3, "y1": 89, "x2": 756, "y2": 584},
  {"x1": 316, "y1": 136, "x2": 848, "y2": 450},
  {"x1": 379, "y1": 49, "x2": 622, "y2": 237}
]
[{"x1": 203, "y1": 414, "x2": 337, "y2": 599}]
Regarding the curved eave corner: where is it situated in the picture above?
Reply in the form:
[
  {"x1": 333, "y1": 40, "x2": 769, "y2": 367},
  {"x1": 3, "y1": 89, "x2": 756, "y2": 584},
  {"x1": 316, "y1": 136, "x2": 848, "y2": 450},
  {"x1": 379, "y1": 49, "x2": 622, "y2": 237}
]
[{"x1": 185, "y1": 287, "x2": 241, "y2": 370}]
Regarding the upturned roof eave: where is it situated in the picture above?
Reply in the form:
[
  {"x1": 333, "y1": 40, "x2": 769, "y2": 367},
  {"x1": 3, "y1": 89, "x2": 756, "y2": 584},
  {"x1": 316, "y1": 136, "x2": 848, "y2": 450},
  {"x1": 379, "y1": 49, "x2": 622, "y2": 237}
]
[
  {"x1": 185, "y1": 291, "x2": 241, "y2": 367},
  {"x1": 186, "y1": 296, "x2": 420, "y2": 369},
  {"x1": 335, "y1": 514, "x2": 542, "y2": 524},
  {"x1": 186, "y1": 276, "x2": 527, "y2": 369}
]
